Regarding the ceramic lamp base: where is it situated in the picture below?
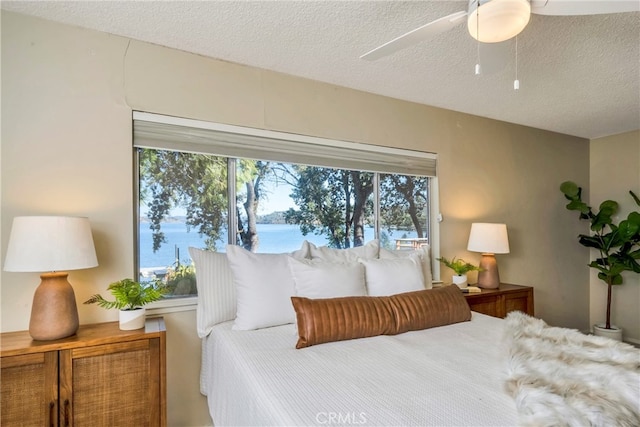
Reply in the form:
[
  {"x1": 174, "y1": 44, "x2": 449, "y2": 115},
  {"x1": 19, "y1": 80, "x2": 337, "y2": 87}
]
[
  {"x1": 476, "y1": 253, "x2": 500, "y2": 289},
  {"x1": 29, "y1": 272, "x2": 79, "y2": 341}
]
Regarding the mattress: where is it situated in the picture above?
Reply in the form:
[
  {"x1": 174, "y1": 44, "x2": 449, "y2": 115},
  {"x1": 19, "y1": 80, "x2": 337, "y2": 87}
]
[{"x1": 201, "y1": 312, "x2": 519, "y2": 426}]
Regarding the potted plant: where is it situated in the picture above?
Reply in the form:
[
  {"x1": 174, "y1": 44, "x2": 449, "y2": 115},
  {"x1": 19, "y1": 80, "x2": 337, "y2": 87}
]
[
  {"x1": 437, "y1": 256, "x2": 482, "y2": 288},
  {"x1": 84, "y1": 278, "x2": 166, "y2": 330},
  {"x1": 560, "y1": 181, "x2": 640, "y2": 340}
]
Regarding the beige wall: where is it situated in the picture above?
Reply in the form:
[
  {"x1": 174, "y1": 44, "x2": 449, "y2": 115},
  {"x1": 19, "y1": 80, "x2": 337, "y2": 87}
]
[
  {"x1": 2, "y1": 12, "x2": 597, "y2": 426},
  {"x1": 590, "y1": 130, "x2": 640, "y2": 341}
]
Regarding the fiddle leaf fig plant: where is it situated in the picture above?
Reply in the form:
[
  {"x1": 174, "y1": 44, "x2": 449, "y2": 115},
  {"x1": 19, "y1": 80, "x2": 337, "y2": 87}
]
[
  {"x1": 560, "y1": 181, "x2": 640, "y2": 329},
  {"x1": 84, "y1": 278, "x2": 166, "y2": 311},
  {"x1": 437, "y1": 256, "x2": 482, "y2": 276}
]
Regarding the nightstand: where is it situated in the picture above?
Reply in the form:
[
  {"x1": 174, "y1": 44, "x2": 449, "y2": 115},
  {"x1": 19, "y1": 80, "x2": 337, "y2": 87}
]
[
  {"x1": 1, "y1": 317, "x2": 166, "y2": 426},
  {"x1": 463, "y1": 283, "x2": 534, "y2": 318}
]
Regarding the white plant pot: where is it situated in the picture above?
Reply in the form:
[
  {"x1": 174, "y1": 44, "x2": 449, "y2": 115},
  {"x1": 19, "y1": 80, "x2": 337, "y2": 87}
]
[
  {"x1": 119, "y1": 308, "x2": 146, "y2": 330},
  {"x1": 593, "y1": 323, "x2": 623, "y2": 341},
  {"x1": 452, "y1": 274, "x2": 468, "y2": 288}
]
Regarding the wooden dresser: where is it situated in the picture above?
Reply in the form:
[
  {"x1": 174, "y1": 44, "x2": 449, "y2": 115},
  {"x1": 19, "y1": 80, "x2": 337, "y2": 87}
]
[
  {"x1": 463, "y1": 283, "x2": 534, "y2": 318},
  {"x1": 1, "y1": 317, "x2": 166, "y2": 427}
]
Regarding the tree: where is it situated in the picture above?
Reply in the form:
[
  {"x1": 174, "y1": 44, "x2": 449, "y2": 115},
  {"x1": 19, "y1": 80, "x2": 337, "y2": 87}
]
[
  {"x1": 139, "y1": 149, "x2": 261, "y2": 253},
  {"x1": 237, "y1": 161, "x2": 270, "y2": 251},
  {"x1": 140, "y1": 149, "x2": 228, "y2": 252},
  {"x1": 140, "y1": 149, "x2": 430, "y2": 257},
  {"x1": 285, "y1": 166, "x2": 373, "y2": 248},
  {"x1": 379, "y1": 174, "x2": 429, "y2": 238}
]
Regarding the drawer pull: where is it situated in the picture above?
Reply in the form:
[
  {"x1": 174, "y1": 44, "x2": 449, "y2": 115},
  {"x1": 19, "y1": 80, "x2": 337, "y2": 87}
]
[
  {"x1": 64, "y1": 399, "x2": 70, "y2": 426},
  {"x1": 49, "y1": 401, "x2": 55, "y2": 427}
]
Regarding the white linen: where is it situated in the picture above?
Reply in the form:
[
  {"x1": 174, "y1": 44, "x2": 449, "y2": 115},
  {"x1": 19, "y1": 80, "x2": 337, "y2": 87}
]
[
  {"x1": 226, "y1": 244, "x2": 308, "y2": 330},
  {"x1": 288, "y1": 257, "x2": 367, "y2": 298},
  {"x1": 309, "y1": 239, "x2": 379, "y2": 261},
  {"x1": 201, "y1": 312, "x2": 519, "y2": 426},
  {"x1": 379, "y1": 245, "x2": 433, "y2": 289},
  {"x1": 360, "y1": 254, "x2": 425, "y2": 296},
  {"x1": 190, "y1": 242, "x2": 310, "y2": 336},
  {"x1": 189, "y1": 248, "x2": 236, "y2": 338}
]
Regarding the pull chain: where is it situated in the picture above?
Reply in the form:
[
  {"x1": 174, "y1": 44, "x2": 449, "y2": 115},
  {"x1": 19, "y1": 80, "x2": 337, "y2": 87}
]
[
  {"x1": 475, "y1": 0, "x2": 481, "y2": 75},
  {"x1": 513, "y1": 35, "x2": 520, "y2": 90}
]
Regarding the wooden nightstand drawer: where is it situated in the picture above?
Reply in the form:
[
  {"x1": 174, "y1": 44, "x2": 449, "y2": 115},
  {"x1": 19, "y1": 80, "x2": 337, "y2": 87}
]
[{"x1": 464, "y1": 283, "x2": 534, "y2": 318}]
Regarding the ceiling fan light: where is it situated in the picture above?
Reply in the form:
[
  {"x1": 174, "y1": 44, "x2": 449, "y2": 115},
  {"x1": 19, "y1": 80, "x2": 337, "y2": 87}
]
[{"x1": 468, "y1": 0, "x2": 531, "y2": 43}]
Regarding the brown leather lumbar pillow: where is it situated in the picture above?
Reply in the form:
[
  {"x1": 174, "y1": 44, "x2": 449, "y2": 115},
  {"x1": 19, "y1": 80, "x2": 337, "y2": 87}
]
[
  {"x1": 291, "y1": 284, "x2": 471, "y2": 349},
  {"x1": 291, "y1": 295, "x2": 397, "y2": 349},
  {"x1": 390, "y1": 285, "x2": 472, "y2": 334}
]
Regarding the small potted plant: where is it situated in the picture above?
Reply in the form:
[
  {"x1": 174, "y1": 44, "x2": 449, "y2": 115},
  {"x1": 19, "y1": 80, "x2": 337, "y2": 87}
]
[
  {"x1": 84, "y1": 278, "x2": 166, "y2": 330},
  {"x1": 437, "y1": 256, "x2": 482, "y2": 288}
]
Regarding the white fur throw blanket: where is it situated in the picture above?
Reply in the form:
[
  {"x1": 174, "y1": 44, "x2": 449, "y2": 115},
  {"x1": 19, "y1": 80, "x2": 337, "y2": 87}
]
[{"x1": 503, "y1": 312, "x2": 640, "y2": 427}]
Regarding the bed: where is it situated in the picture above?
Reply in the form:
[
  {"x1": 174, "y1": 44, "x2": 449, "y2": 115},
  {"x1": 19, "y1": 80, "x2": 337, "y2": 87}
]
[
  {"x1": 201, "y1": 313, "x2": 518, "y2": 426},
  {"x1": 190, "y1": 241, "x2": 640, "y2": 427}
]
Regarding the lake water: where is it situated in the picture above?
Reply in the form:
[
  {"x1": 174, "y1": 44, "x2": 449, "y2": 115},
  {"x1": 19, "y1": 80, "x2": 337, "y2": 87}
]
[{"x1": 139, "y1": 222, "x2": 417, "y2": 269}]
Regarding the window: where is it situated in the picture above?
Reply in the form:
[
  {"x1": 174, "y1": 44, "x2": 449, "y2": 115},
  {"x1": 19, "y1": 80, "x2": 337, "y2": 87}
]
[{"x1": 134, "y1": 112, "x2": 440, "y2": 300}]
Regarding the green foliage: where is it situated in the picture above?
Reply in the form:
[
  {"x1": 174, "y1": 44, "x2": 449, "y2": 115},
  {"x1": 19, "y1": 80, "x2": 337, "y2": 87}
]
[
  {"x1": 560, "y1": 181, "x2": 640, "y2": 328},
  {"x1": 84, "y1": 278, "x2": 167, "y2": 310},
  {"x1": 437, "y1": 256, "x2": 482, "y2": 275},
  {"x1": 139, "y1": 148, "x2": 232, "y2": 252},
  {"x1": 236, "y1": 161, "x2": 269, "y2": 251},
  {"x1": 139, "y1": 148, "x2": 430, "y2": 255},
  {"x1": 379, "y1": 174, "x2": 428, "y2": 237},
  {"x1": 285, "y1": 166, "x2": 374, "y2": 248},
  {"x1": 164, "y1": 261, "x2": 197, "y2": 296}
]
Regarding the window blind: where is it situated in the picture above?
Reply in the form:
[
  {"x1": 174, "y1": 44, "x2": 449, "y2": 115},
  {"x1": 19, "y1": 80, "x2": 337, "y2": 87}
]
[{"x1": 133, "y1": 112, "x2": 437, "y2": 177}]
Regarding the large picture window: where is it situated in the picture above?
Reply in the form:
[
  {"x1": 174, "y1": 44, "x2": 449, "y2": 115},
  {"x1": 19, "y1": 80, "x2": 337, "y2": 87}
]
[{"x1": 134, "y1": 112, "x2": 440, "y2": 300}]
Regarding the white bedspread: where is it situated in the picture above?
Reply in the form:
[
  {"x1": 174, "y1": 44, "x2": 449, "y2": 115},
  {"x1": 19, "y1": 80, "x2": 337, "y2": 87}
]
[{"x1": 201, "y1": 312, "x2": 518, "y2": 426}]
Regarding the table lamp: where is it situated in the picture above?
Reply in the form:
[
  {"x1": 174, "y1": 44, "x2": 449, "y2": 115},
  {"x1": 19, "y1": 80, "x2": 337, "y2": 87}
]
[
  {"x1": 3, "y1": 216, "x2": 98, "y2": 340},
  {"x1": 467, "y1": 223, "x2": 510, "y2": 289}
]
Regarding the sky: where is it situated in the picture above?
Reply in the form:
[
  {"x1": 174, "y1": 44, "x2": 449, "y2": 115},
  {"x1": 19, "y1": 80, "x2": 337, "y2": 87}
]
[
  {"x1": 257, "y1": 180, "x2": 295, "y2": 214},
  {"x1": 141, "y1": 179, "x2": 295, "y2": 217}
]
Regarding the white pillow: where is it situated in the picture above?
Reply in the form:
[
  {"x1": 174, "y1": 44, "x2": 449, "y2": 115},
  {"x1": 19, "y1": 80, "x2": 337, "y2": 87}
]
[
  {"x1": 288, "y1": 258, "x2": 367, "y2": 299},
  {"x1": 189, "y1": 242, "x2": 310, "y2": 335},
  {"x1": 226, "y1": 244, "x2": 308, "y2": 331},
  {"x1": 309, "y1": 239, "x2": 379, "y2": 262},
  {"x1": 379, "y1": 244, "x2": 433, "y2": 289},
  {"x1": 189, "y1": 247, "x2": 236, "y2": 338},
  {"x1": 360, "y1": 253, "x2": 425, "y2": 296}
]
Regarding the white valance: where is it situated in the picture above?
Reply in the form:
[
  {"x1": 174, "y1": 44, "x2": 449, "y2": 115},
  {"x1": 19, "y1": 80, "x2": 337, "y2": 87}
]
[{"x1": 133, "y1": 112, "x2": 437, "y2": 176}]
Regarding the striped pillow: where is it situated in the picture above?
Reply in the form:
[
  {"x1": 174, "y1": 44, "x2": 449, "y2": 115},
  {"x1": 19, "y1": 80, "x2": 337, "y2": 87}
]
[{"x1": 189, "y1": 247, "x2": 236, "y2": 338}]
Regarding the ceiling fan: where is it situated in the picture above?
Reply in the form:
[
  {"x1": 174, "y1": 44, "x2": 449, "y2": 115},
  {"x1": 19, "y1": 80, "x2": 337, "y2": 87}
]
[{"x1": 361, "y1": 0, "x2": 640, "y2": 61}]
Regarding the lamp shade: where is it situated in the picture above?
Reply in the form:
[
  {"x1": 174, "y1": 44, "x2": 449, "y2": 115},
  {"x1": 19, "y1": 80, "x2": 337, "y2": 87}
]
[
  {"x1": 4, "y1": 216, "x2": 98, "y2": 272},
  {"x1": 467, "y1": 0, "x2": 531, "y2": 43},
  {"x1": 467, "y1": 223, "x2": 510, "y2": 254}
]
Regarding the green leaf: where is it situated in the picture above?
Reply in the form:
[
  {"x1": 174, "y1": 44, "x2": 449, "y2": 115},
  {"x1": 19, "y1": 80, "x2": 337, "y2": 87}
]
[
  {"x1": 591, "y1": 200, "x2": 617, "y2": 231},
  {"x1": 618, "y1": 218, "x2": 639, "y2": 242},
  {"x1": 436, "y1": 256, "x2": 482, "y2": 275},
  {"x1": 84, "y1": 278, "x2": 166, "y2": 311},
  {"x1": 566, "y1": 199, "x2": 589, "y2": 214},
  {"x1": 578, "y1": 235, "x2": 604, "y2": 250},
  {"x1": 560, "y1": 181, "x2": 579, "y2": 198}
]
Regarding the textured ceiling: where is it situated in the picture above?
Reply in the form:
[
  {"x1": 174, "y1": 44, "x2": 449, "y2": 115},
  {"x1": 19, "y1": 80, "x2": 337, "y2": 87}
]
[{"x1": 3, "y1": 0, "x2": 639, "y2": 139}]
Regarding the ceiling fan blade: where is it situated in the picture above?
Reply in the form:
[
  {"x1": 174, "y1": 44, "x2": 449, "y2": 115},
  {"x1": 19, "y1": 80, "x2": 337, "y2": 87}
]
[
  {"x1": 360, "y1": 11, "x2": 467, "y2": 61},
  {"x1": 531, "y1": 0, "x2": 639, "y2": 16}
]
